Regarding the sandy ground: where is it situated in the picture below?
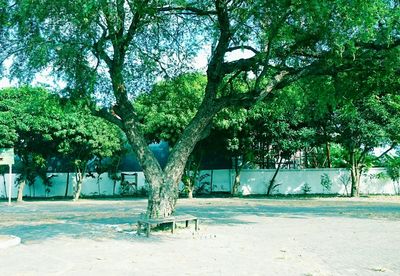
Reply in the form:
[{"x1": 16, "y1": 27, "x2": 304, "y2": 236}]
[{"x1": 0, "y1": 197, "x2": 399, "y2": 276}]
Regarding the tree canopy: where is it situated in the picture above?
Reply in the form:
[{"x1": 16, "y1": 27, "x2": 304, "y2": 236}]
[{"x1": 0, "y1": 86, "x2": 123, "y2": 200}]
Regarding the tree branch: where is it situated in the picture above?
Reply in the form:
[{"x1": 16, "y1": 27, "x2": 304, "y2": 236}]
[
  {"x1": 216, "y1": 70, "x2": 289, "y2": 108},
  {"x1": 356, "y1": 38, "x2": 400, "y2": 51},
  {"x1": 377, "y1": 144, "x2": 396, "y2": 159},
  {"x1": 92, "y1": 107, "x2": 123, "y2": 129},
  {"x1": 226, "y1": 45, "x2": 260, "y2": 54},
  {"x1": 122, "y1": 9, "x2": 142, "y2": 53},
  {"x1": 222, "y1": 55, "x2": 260, "y2": 75}
]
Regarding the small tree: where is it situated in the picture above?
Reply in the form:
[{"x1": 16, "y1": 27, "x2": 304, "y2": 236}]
[
  {"x1": 302, "y1": 63, "x2": 400, "y2": 197},
  {"x1": 384, "y1": 153, "x2": 400, "y2": 195},
  {"x1": 107, "y1": 146, "x2": 127, "y2": 196},
  {"x1": 214, "y1": 107, "x2": 255, "y2": 195},
  {"x1": 1, "y1": 87, "x2": 62, "y2": 201},
  {"x1": 56, "y1": 108, "x2": 123, "y2": 201},
  {"x1": 320, "y1": 173, "x2": 333, "y2": 193}
]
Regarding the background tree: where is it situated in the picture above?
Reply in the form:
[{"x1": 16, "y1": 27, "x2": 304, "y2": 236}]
[
  {"x1": 106, "y1": 143, "x2": 128, "y2": 196},
  {"x1": 302, "y1": 63, "x2": 400, "y2": 196},
  {"x1": 333, "y1": 93, "x2": 400, "y2": 196},
  {"x1": 214, "y1": 107, "x2": 255, "y2": 195},
  {"x1": 383, "y1": 149, "x2": 400, "y2": 195},
  {"x1": 1, "y1": 87, "x2": 123, "y2": 201},
  {"x1": 55, "y1": 105, "x2": 123, "y2": 200},
  {"x1": 0, "y1": 87, "x2": 62, "y2": 201},
  {"x1": 244, "y1": 87, "x2": 314, "y2": 195}
]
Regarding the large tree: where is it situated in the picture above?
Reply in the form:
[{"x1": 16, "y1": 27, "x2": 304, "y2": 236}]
[{"x1": 2, "y1": 0, "x2": 399, "y2": 217}]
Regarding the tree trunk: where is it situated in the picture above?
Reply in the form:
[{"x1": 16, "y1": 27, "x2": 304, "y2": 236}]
[
  {"x1": 232, "y1": 156, "x2": 242, "y2": 195},
  {"x1": 232, "y1": 173, "x2": 241, "y2": 195},
  {"x1": 97, "y1": 174, "x2": 101, "y2": 196},
  {"x1": 17, "y1": 179, "x2": 25, "y2": 202},
  {"x1": 267, "y1": 156, "x2": 283, "y2": 195},
  {"x1": 326, "y1": 142, "x2": 331, "y2": 168},
  {"x1": 187, "y1": 188, "x2": 194, "y2": 199},
  {"x1": 355, "y1": 169, "x2": 361, "y2": 196},
  {"x1": 350, "y1": 171, "x2": 360, "y2": 197},
  {"x1": 73, "y1": 178, "x2": 83, "y2": 201},
  {"x1": 113, "y1": 179, "x2": 117, "y2": 196},
  {"x1": 146, "y1": 177, "x2": 179, "y2": 218},
  {"x1": 73, "y1": 167, "x2": 85, "y2": 201},
  {"x1": 350, "y1": 150, "x2": 360, "y2": 197},
  {"x1": 182, "y1": 174, "x2": 194, "y2": 199},
  {"x1": 121, "y1": 98, "x2": 222, "y2": 218},
  {"x1": 65, "y1": 172, "x2": 69, "y2": 198}
]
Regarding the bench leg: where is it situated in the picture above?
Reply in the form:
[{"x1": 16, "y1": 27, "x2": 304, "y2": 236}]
[
  {"x1": 195, "y1": 219, "x2": 199, "y2": 231},
  {"x1": 137, "y1": 222, "x2": 141, "y2": 234},
  {"x1": 185, "y1": 220, "x2": 189, "y2": 228}
]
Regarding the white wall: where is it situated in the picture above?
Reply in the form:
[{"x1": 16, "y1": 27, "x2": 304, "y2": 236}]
[
  {"x1": 0, "y1": 168, "x2": 397, "y2": 198},
  {"x1": 237, "y1": 168, "x2": 395, "y2": 196}
]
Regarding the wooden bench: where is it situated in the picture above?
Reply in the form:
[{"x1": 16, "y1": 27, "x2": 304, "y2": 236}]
[{"x1": 137, "y1": 214, "x2": 199, "y2": 237}]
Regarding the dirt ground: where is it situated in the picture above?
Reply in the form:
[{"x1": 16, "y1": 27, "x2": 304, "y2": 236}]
[{"x1": 0, "y1": 197, "x2": 399, "y2": 276}]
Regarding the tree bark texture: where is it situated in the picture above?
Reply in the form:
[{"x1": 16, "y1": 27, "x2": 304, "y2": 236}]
[{"x1": 146, "y1": 177, "x2": 179, "y2": 218}]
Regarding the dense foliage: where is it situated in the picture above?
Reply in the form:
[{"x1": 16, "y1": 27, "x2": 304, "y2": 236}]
[{"x1": 0, "y1": 87, "x2": 123, "y2": 200}]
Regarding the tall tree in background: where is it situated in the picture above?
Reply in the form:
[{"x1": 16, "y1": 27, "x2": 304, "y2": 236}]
[
  {"x1": 301, "y1": 58, "x2": 400, "y2": 196},
  {"x1": 332, "y1": 70, "x2": 400, "y2": 197},
  {"x1": 55, "y1": 104, "x2": 123, "y2": 200},
  {"x1": 0, "y1": 87, "x2": 63, "y2": 201},
  {"x1": 2, "y1": 0, "x2": 399, "y2": 216},
  {"x1": 0, "y1": 87, "x2": 123, "y2": 201},
  {"x1": 214, "y1": 107, "x2": 255, "y2": 195}
]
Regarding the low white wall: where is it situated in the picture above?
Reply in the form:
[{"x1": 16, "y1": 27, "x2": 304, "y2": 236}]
[
  {"x1": 237, "y1": 168, "x2": 395, "y2": 196},
  {"x1": 0, "y1": 168, "x2": 397, "y2": 198},
  {"x1": 0, "y1": 172, "x2": 148, "y2": 198}
]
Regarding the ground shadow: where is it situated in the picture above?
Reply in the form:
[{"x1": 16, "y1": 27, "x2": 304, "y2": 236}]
[{"x1": 0, "y1": 198, "x2": 399, "y2": 242}]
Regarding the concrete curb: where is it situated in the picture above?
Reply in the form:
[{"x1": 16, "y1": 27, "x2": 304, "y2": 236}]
[{"x1": 0, "y1": 235, "x2": 21, "y2": 249}]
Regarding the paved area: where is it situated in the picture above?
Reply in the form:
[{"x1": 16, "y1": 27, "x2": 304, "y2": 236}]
[{"x1": 0, "y1": 197, "x2": 399, "y2": 275}]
